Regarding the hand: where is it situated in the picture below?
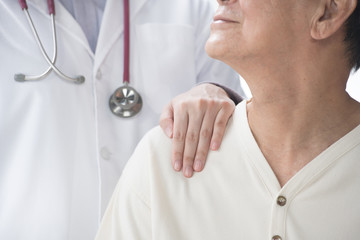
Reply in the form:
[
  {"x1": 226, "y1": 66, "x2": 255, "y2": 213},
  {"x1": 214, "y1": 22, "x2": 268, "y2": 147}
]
[{"x1": 160, "y1": 83, "x2": 235, "y2": 178}]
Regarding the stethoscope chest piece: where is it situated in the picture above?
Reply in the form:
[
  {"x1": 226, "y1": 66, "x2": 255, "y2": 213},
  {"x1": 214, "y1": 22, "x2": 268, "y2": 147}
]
[{"x1": 109, "y1": 84, "x2": 142, "y2": 118}]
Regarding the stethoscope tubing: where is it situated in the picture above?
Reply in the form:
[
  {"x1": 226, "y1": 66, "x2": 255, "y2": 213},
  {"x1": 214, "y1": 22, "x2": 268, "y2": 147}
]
[
  {"x1": 24, "y1": 10, "x2": 84, "y2": 83},
  {"x1": 123, "y1": 0, "x2": 130, "y2": 84},
  {"x1": 17, "y1": 0, "x2": 142, "y2": 117},
  {"x1": 15, "y1": 0, "x2": 85, "y2": 84},
  {"x1": 14, "y1": 13, "x2": 57, "y2": 82},
  {"x1": 109, "y1": 0, "x2": 143, "y2": 118}
]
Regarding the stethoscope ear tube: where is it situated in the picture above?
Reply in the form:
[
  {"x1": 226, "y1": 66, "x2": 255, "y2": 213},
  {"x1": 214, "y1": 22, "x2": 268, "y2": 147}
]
[
  {"x1": 15, "y1": 13, "x2": 57, "y2": 82},
  {"x1": 47, "y1": 0, "x2": 55, "y2": 15},
  {"x1": 19, "y1": 0, "x2": 55, "y2": 14},
  {"x1": 18, "y1": 0, "x2": 28, "y2": 10}
]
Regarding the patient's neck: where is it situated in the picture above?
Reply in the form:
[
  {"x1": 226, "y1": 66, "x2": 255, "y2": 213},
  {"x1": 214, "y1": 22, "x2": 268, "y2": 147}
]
[{"x1": 245, "y1": 65, "x2": 360, "y2": 187}]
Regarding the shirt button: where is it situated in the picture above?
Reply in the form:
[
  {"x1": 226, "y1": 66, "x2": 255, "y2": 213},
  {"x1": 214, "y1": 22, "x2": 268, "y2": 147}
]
[
  {"x1": 277, "y1": 196, "x2": 287, "y2": 206},
  {"x1": 100, "y1": 147, "x2": 112, "y2": 160},
  {"x1": 96, "y1": 69, "x2": 102, "y2": 80},
  {"x1": 272, "y1": 235, "x2": 282, "y2": 240}
]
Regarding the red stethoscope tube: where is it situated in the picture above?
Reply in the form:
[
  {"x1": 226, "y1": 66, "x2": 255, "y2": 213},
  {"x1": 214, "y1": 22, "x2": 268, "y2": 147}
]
[
  {"x1": 123, "y1": 0, "x2": 130, "y2": 84},
  {"x1": 18, "y1": 0, "x2": 55, "y2": 15},
  {"x1": 18, "y1": 0, "x2": 28, "y2": 10}
]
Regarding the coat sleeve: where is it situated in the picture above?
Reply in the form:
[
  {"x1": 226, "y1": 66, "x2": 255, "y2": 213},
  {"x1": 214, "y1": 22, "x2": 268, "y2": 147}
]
[{"x1": 95, "y1": 135, "x2": 152, "y2": 240}]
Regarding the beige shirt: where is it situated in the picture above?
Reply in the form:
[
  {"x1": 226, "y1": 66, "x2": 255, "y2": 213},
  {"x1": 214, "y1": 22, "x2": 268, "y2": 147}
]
[{"x1": 96, "y1": 101, "x2": 360, "y2": 240}]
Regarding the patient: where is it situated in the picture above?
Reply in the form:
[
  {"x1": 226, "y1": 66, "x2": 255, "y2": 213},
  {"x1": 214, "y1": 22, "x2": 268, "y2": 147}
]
[{"x1": 96, "y1": 0, "x2": 360, "y2": 239}]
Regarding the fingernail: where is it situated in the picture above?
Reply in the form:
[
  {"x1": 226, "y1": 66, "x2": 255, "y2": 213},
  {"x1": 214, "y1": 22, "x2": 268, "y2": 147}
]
[
  {"x1": 174, "y1": 161, "x2": 181, "y2": 171},
  {"x1": 185, "y1": 166, "x2": 193, "y2": 178},
  {"x1": 194, "y1": 160, "x2": 202, "y2": 172},
  {"x1": 166, "y1": 126, "x2": 173, "y2": 138},
  {"x1": 210, "y1": 141, "x2": 219, "y2": 151}
]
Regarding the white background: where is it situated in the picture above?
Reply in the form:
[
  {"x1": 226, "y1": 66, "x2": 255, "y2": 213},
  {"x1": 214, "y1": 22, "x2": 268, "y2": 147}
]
[{"x1": 240, "y1": 72, "x2": 360, "y2": 101}]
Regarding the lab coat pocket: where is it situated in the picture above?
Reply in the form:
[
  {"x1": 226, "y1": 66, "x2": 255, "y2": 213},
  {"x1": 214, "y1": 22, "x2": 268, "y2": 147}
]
[{"x1": 134, "y1": 23, "x2": 197, "y2": 114}]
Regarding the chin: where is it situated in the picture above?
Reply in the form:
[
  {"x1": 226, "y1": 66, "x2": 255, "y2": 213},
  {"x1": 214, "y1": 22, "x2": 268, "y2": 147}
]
[{"x1": 205, "y1": 36, "x2": 226, "y2": 61}]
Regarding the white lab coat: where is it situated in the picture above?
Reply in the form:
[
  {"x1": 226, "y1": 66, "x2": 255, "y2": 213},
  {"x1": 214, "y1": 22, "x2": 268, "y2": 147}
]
[{"x1": 0, "y1": 0, "x2": 241, "y2": 239}]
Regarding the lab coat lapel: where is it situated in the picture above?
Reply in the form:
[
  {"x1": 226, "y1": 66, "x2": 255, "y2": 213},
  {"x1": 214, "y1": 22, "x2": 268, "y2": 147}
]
[
  {"x1": 27, "y1": 0, "x2": 93, "y2": 57},
  {"x1": 28, "y1": 0, "x2": 93, "y2": 56},
  {"x1": 94, "y1": 0, "x2": 149, "y2": 71},
  {"x1": 53, "y1": 1, "x2": 93, "y2": 56}
]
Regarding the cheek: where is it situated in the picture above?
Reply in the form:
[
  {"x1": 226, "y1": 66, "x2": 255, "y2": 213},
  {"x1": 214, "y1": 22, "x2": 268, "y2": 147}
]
[{"x1": 240, "y1": 0, "x2": 264, "y2": 18}]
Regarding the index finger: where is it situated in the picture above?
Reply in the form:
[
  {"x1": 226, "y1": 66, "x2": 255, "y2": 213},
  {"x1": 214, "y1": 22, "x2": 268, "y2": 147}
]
[{"x1": 171, "y1": 107, "x2": 189, "y2": 172}]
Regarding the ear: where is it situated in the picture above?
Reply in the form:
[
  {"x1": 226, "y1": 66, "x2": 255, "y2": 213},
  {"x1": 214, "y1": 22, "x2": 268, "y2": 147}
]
[{"x1": 311, "y1": 0, "x2": 357, "y2": 40}]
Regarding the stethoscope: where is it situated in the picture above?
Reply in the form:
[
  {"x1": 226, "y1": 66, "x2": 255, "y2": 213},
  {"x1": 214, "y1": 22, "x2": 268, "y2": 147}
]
[
  {"x1": 16, "y1": 0, "x2": 142, "y2": 118},
  {"x1": 108, "y1": 0, "x2": 142, "y2": 118}
]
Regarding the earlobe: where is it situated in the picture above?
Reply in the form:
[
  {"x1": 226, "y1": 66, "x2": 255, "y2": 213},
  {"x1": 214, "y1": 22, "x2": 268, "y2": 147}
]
[{"x1": 310, "y1": 0, "x2": 357, "y2": 40}]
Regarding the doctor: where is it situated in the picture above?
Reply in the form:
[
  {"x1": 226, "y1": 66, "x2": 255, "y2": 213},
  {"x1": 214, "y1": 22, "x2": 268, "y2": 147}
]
[{"x1": 0, "y1": 0, "x2": 243, "y2": 239}]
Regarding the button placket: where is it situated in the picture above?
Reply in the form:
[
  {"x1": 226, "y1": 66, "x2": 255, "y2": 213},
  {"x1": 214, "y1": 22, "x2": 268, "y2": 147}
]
[{"x1": 269, "y1": 192, "x2": 289, "y2": 240}]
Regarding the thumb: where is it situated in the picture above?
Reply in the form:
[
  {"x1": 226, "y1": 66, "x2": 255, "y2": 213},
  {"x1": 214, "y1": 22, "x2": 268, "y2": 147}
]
[{"x1": 159, "y1": 103, "x2": 174, "y2": 138}]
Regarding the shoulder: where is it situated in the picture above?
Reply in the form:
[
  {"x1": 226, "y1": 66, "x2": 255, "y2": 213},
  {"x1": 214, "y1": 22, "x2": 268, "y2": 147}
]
[
  {"x1": 136, "y1": 126, "x2": 172, "y2": 166},
  {"x1": 122, "y1": 126, "x2": 171, "y2": 173},
  {"x1": 119, "y1": 126, "x2": 171, "y2": 195},
  {"x1": 118, "y1": 103, "x2": 248, "y2": 205}
]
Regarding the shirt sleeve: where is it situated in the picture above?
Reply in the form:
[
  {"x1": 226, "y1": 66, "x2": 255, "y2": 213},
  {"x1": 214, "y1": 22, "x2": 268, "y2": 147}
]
[{"x1": 199, "y1": 82, "x2": 244, "y2": 105}]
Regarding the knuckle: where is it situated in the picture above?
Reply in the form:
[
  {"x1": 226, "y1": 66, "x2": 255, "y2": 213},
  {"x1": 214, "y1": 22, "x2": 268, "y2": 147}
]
[
  {"x1": 197, "y1": 98, "x2": 208, "y2": 108},
  {"x1": 183, "y1": 155, "x2": 194, "y2": 164},
  {"x1": 207, "y1": 99, "x2": 216, "y2": 108},
  {"x1": 186, "y1": 131, "x2": 198, "y2": 143},
  {"x1": 200, "y1": 128, "x2": 212, "y2": 139},
  {"x1": 173, "y1": 131, "x2": 185, "y2": 142},
  {"x1": 215, "y1": 119, "x2": 227, "y2": 128},
  {"x1": 172, "y1": 151, "x2": 183, "y2": 160},
  {"x1": 222, "y1": 100, "x2": 235, "y2": 110},
  {"x1": 179, "y1": 101, "x2": 188, "y2": 110},
  {"x1": 173, "y1": 101, "x2": 185, "y2": 111},
  {"x1": 195, "y1": 150, "x2": 206, "y2": 160}
]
